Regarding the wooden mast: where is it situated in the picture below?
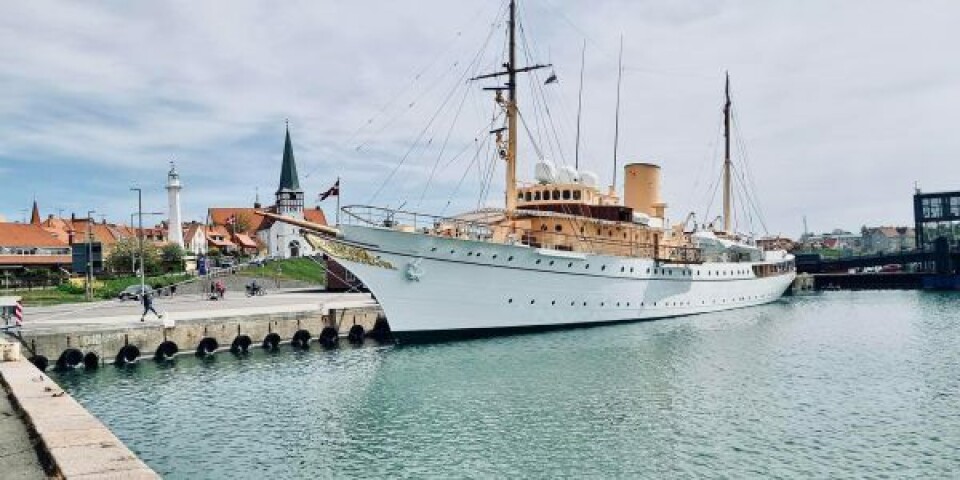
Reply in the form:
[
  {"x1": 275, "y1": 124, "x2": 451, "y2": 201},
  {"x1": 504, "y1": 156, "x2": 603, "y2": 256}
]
[
  {"x1": 723, "y1": 72, "x2": 732, "y2": 233},
  {"x1": 505, "y1": 0, "x2": 519, "y2": 213}
]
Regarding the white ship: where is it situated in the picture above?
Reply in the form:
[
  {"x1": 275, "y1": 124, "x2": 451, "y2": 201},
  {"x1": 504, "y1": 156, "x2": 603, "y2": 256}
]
[{"x1": 261, "y1": 0, "x2": 795, "y2": 341}]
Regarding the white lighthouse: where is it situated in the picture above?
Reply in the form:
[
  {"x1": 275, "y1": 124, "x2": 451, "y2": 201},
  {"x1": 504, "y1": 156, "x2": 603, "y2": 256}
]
[{"x1": 166, "y1": 161, "x2": 184, "y2": 248}]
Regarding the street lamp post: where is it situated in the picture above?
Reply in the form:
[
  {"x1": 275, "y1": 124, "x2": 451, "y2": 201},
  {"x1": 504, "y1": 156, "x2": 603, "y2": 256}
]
[
  {"x1": 86, "y1": 210, "x2": 95, "y2": 300},
  {"x1": 131, "y1": 188, "x2": 145, "y2": 296},
  {"x1": 129, "y1": 211, "x2": 164, "y2": 274}
]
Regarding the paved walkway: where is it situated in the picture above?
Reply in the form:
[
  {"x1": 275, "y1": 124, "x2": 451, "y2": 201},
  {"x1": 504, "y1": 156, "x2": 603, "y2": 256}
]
[
  {"x1": 0, "y1": 383, "x2": 47, "y2": 479},
  {"x1": 19, "y1": 291, "x2": 377, "y2": 334}
]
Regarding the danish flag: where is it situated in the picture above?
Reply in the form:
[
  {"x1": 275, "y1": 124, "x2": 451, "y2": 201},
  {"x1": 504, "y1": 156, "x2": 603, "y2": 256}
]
[{"x1": 13, "y1": 300, "x2": 23, "y2": 327}]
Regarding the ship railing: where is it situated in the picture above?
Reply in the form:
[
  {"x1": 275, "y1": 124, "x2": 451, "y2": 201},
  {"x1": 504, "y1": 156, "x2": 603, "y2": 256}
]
[{"x1": 340, "y1": 205, "x2": 702, "y2": 263}]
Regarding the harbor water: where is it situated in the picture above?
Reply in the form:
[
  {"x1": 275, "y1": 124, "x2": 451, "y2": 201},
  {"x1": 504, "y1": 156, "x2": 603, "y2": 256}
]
[{"x1": 54, "y1": 291, "x2": 960, "y2": 478}]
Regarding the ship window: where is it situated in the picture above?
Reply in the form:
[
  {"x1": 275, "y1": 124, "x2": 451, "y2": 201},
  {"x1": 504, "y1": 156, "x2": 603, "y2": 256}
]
[
  {"x1": 573, "y1": 190, "x2": 582, "y2": 200},
  {"x1": 467, "y1": 252, "x2": 473, "y2": 256},
  {"x1": 508, "y1": 256, "x2": 514, "y2": 261},
  {"x1": 626, "y1": 302, "x2": 630, "y2": 307},
  {"x1": 646, "y1": 268, "x2": 650, "y2": 273},
  {"x1": 450, "y1": 250, "x2": 455, "y2": 254},
  {"x1": 601, "y1": 265, "x2": 606, "y2": 271},
  {"x1": 580, "y1": 226, "x2": 585, "y2": 234},
  {"x1": 555, "y1": 224, "x2": 562, "y2": 232},
  {"x1": 620, "y1": 266, "x2": 625, "y2": 272},
  {"x1": 525, "y1": 192, "x2": 532, "y2": 201},
  {"x1": 563, "y1": 190, "x2": 571, "y2": 200},
  {"x1": 530, "y1": 299, "x2": 535, "y2": 304},
  {"x1": 508, "y1": 298, "x2": 513, "y2": 303},
  {"x1": 630, "y1": 267, "x2": 634, "y2": 273},
  {"x1": 549, "y1": 260, "x2": 555, "y2": 266},
  {"x1": 571, "y1": 301, "x2": 576, "y2": 306},
  {"x1": 568, "y1": 262, "x2": 573, "y2": 267},
  {"x1": 536, "y1": 259, "x2": 541, "y2": 264},
  {"x1": 492, "y1": 254, "x2": 498, "y2": 259},
  {"x1": 616, "y1": 302, "x2": 620, "y2": 306},
  {"x1": 552, "y1": 190, "x2": 561, "y2": 200},
  {"x1": 534, "y1": 191, "x2": 542, "y2": 201},
  {"x1": 585, "y1": 264, "x2": 590, "y2": 269},
  {"x1": 431, "y1": 247, "x2": 437, "y2": 252},
  {"x1": 551, "y1": 300, "x2": 556, "y2": 305},
  {"x1": 583, "y1": 302, "x2": 587, "y2": 306},
  {"x1": 600, "y1": 302, "x2": 604, "y2": 306}
]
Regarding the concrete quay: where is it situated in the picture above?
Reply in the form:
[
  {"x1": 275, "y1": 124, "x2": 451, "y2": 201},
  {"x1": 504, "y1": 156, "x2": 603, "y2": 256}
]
[
  {"x1": 1, "y1": 358, "x2": 159, "y2": 478},
  {"x1": 13, "y1": 290, "x2": 384, "y2": 369}
]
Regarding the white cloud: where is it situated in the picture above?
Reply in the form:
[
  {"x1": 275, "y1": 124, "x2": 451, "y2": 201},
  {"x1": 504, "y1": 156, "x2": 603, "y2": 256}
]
[{"x1": 2, "y1": 0, "x2": 959, "y2": 236}]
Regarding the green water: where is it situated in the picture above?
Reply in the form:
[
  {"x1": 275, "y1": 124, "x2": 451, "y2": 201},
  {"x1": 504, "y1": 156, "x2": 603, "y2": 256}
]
[{"x1": 54, "y1": 291, "x2": 960, "y2": 478}]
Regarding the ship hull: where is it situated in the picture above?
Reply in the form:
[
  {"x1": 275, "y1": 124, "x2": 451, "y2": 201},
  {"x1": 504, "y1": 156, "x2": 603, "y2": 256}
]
[{"x1": 323, "y1": 225, "x2": 795, "y2": 341}]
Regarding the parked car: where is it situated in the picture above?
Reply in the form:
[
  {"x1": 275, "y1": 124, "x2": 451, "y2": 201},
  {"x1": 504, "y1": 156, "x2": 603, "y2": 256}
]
[
  {"x1": 219, "y1": 258, "x2": 236, "y2": 268},
  {"x1": 880, "y1": 264, "x2": 902, "y2": 273},
  {"x1": 118, "y1": 285, "x2": 155, "y2": 301}
]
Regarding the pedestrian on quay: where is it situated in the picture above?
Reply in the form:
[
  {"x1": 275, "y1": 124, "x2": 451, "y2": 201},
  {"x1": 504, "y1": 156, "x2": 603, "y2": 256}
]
[
  {"x1": 216, "y1": 279, "x2": 225, "y2": 299},
  {"x1": 140, "y1": 291, "x2": 162, "y2": 322}
]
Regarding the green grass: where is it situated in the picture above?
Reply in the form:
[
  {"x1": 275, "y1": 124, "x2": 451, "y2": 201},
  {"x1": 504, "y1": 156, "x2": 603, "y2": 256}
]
[
  {"x1": 15, "y1": 273, "x2": 193, "y2": 307},
  {"x1": 241, "y1": 258, "x2": 326, "y2": 284},
  {"x1": 16, "y1": 288, "x2": 87, "y2": 307}
]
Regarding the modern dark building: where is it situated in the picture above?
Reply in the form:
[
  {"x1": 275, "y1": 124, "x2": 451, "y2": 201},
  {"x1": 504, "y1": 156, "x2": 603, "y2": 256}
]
[{"x1": 913, "y1": 189, "x2": 960, "y2": 275}]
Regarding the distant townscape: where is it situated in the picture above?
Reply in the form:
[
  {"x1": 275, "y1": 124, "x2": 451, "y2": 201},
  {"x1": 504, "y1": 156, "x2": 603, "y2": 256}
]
[{"x1": 0, "y1": 126, "x2": 327, "y2": 287}]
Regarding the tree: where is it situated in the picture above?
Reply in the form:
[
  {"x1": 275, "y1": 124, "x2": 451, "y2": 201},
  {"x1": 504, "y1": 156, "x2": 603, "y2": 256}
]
[
  {"x1": 234, "y1": 213, "x2": 253, "y2": 233},
  {"x1": 161, "y1": 244, "x2": 186, "y2": 272},
  {"x1": 105, "y1": 238, "x2": 161, "y2": 275}
]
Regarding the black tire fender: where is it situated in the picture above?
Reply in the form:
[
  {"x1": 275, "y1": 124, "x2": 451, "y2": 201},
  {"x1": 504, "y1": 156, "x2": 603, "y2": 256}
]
[
  {"x1": 320, "y1": 327, "x2": 339, "y2": 348},
  {"x1": 348, "y1": 325, "x2": 365, "y2": 344},
  {"x1": 154, "y1": 341, "x2": 179, "y2": 361},
  {"x1": 291, "y1": 329, "x2": 311, "y2": 349},
  {"x1": 262, "y1": 333, "x2": 281, "y2": 351},
  {"x1": 230, "y1": 335, "x2": 252, "y2": 354},
  {"x1": 56, "y1": 348, "x2": 84, "y2": 370},
  {"x1": 196, "y1": 337, "x2": 219, "y2": 357},
  {"x1": 83, "y1": 352, "x2": 99, "y2": 370},
  {"x1": 115, "y1": 345, "x2": 140, "y2": 365},
  {"x1": 29, "y1": 355, "x2": 49, "y2": 372}
]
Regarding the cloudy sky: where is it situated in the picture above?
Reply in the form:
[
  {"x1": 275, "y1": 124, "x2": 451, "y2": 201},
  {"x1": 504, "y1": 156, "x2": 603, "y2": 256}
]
[{"x1": 2, "y1": 0, "x2": 958, "y2": 237}]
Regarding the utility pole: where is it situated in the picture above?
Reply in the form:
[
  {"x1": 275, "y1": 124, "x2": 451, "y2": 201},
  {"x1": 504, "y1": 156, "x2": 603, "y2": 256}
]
[
  {"x1": 86, "y1": 210, "x2": 95, "y2": 300},
  {"x1": 131, "y1": 187, "x2": 145, "y2": 296}
]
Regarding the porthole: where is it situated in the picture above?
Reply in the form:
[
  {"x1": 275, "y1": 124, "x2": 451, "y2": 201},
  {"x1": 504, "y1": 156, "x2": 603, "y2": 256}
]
[
  {"x1": 450, "y1": 250, "x2": 455, "y2": 254},
  {"x1": 430, "y1": 247, "x2": 437, "y2": 252},
  {"x1": 549, "y1": 260, "x2": 555, "y2": 266},
  {"x1": 467, "y1": 252, "x2": 473, "y2": 256},
  {"x1": 626, "y1": 302, "x2": 630, "y2": 307},
  {"x1": 616, "y1": 302, "x2": 620, "y2": 307},
  {"x1": 508, "y1": 256, "x2": 514, "y2": 261},
  {"x1": 585, "y1": 264, "x2": 590, "y2": 269},
  {"x1": 551, "y1": 300, "x2": 556, "y2": 305},
  {"x1": 630, "y1": 267, "x2": 634, "y2": 273},
  {"x1": 568, "y1": 262, "x2": 573, "y2": 268},
  {"x1": 492, "y1": 254, "x2": 498, "y2": 259},
  {"x1": 508, "y1": 298, "x2": 513, "y2": 303},
  {"x1": 583, "y1": 302, "x2": 587, "y2": 306},
  {"x1": 571, "y1": 301, "x2": 576, "y2": 306},
  {"x1": 621, "y1": 266, "x2": 625, "y2": 272},
  {"x1": 600, "y1": 302, "x2": 605, "y2": 306},
  {"x1": 554, "y1": 224, "x2": 562, "y2": 232},
  {"x1": 530, "y1": 299, "x2": 535, "y2": 305},
  {"x1": 646, "y1": 268, "x2": 651, "y2": 273},
  {"x1": 536, "y1": 259, "x2": 542, "y2": 264},
  {"x1": 601, "y1": 265, "x2": 606, "y2": 271}
]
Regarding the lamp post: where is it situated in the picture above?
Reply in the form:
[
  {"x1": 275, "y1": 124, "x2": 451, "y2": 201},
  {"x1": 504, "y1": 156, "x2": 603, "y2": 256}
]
[
  {"x1": 86, "y1": 210, "x2": 95, "y2": 300},
  {"x1": 129, "y1": 211, "x2": 163, "y2": 274},
  {"x1": 131, "y1": 187, "x2": 145, "y2": 296}
]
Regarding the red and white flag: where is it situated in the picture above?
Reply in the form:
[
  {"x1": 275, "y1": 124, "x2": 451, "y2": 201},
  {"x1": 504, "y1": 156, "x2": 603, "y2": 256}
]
[
  {"x1": 226, "y1": 214, "x2": 237, "y2": 226},
  {"x1": 319, "y1": 179, "x2": 340, "y2": 202},
  {"x1": 13, "y1": 300, "x2": 23, "y2": 327}
]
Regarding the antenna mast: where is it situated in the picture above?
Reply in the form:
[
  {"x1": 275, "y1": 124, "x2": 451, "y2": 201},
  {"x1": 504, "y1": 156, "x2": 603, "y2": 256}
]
[
  {"x1": 575, "y1": 40, "x2": 586, "y2": 169},
  {"x1": 470, "y1": 0, "x2": 549, "y2": 214},
  {"x1": 723, "y1": 72, "x2": 732, "y2": 233},
  {"x1": 612, "y1": 36, "x2": 624, "y2": 194}
]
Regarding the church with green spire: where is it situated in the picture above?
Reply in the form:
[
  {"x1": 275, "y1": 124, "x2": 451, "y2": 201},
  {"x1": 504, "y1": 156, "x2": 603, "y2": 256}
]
[{"x1": 261, "y1": 123, "x2": 313, "y2": 258}]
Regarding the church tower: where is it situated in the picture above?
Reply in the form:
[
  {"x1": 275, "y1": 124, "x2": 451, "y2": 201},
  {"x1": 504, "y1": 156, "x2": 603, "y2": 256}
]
[
  {"x1": 166, "y1": 161, "x2": 184, "y2": 248},
  {"x1": 276, "y1": 124, "x2": 304, "y2": 215},
  {"x1": 269, "y1": 123, "x2": 311, "y2": 258}
]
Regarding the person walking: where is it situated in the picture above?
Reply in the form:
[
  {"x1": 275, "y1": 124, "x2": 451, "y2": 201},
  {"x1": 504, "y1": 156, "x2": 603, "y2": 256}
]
[
  {"x1": 215, "y1": 279, "x2": 225, "y2": 299},
  {"x1": 140, "y1": 291, "x2": 162, "y2": 322}
]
